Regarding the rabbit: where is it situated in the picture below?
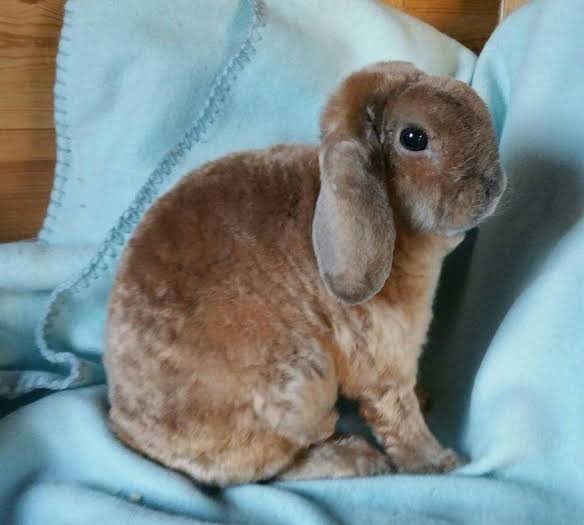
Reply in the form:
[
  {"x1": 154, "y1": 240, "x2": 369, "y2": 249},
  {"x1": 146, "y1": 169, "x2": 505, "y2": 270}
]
[{"x1": 104, "y1": 61, "x2": 506, "y2": 486}]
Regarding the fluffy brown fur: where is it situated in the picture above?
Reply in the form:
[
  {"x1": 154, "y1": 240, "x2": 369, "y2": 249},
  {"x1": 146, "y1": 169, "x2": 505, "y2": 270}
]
[{"x1": 104, "y1": 62, "x2": 505, "y2": 486}]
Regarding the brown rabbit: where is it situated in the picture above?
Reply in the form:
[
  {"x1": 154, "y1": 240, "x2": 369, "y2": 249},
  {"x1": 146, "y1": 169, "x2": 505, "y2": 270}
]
[{"x1": 104, "y1": 61, "x2": 506, "y2": 486}]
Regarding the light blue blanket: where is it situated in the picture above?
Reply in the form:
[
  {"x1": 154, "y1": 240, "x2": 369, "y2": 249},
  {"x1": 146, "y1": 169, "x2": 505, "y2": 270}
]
[{"x1": 1, "y1": 0, "x2": 583, "y2": 523}]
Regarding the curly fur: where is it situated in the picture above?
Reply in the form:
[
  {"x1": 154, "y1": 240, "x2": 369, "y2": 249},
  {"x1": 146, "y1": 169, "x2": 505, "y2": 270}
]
[{"x1": 104, "y1": 62, "x2": 505, "y2": 486}]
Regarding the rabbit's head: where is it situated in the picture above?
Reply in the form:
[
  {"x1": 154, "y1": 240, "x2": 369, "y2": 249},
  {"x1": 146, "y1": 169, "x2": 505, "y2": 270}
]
[{"x1": 313, "y1": 62, "x2": 506, "y2": 304}]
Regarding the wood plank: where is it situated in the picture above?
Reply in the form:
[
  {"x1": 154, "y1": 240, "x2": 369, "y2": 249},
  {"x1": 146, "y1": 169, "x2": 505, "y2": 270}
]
[
  {"x1": 0, "y1": 159, "x2": 54, "y2": 241},
  {"x1": 0, "y1": 128, "x2": 55, "y2": 162},
  {"x1": 0, "y1": 60, "x2": 57, "y2": 129},
  {"x1": 0, "y1": 0, "x2": 64, "y2": 129},
  {"x1": 0, "y1": 0, "x2": 63, "y2": 240},
  {"x1": 381, "y1": 0, "x2": 500, "y2": 52},
  {"x1": 500, "y1": 0, "x2": 531, "y2": 20}
]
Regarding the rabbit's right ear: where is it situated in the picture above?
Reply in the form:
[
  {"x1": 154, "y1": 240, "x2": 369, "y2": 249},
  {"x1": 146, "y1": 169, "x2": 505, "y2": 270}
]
[{"x1": 312, "y1": 62, "x2": 422, "y2": 304}]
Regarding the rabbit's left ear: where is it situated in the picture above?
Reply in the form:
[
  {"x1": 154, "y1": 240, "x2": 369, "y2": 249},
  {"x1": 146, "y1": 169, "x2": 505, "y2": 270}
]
[
  {"x1": 312, "y1": 134, "x2": 395, "y2": 304},
  {"x1": 312, "y1": 62, "x2": 422, "y2": 304}
]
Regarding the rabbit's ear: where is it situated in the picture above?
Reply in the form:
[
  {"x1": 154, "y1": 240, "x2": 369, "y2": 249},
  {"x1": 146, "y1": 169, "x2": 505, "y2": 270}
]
[
  {"x1": 312, "y1": 62, "x2": 421, "y2": 304},
  {"x1": 313, "y1": 133, "x2": 395, "y2": 305}
]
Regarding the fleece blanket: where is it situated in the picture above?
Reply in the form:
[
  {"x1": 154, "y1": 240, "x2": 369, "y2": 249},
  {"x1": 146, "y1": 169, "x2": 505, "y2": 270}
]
[{"x1": 1, "y1": 0, "x2": 583, "y2": 523}]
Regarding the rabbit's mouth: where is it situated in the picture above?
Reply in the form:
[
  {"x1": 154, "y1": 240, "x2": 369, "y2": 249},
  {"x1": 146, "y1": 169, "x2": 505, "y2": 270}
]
[
  {"x1": 437, "y1": 184, "x2": 506, "y2": 236},
  {"x1": 477, "y1": 169, "x2": 507, "y2": 222},
  {"x1": 457, "y1": 167, "x2": 507, "y2": 231},
  {"x1": 482, "y1": 191, "x2": 504, "y2": 220},
  {"x1": 459, "y1": 187, "x2": 506, "y2": 233}
]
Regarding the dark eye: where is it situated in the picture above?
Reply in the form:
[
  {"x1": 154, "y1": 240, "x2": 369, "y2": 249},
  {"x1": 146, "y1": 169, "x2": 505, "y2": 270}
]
[{"x1": 399, "y1": 127, "x2": 428, "y2": 152}]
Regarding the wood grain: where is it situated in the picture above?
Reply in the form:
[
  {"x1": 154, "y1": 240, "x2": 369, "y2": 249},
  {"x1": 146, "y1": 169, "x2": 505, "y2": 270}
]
[
  {"x1": 0, "y1": 160, "x2": 55, "y2": 232},
  {"x1": 0, "y1": 0, "x2": 509, "y2": 242},
  {"x1": 0, "y1": 0, "x2": 63, "y2": 241},
  {"x1": 381, "y1": 0, "x2": 500, "y2": 53}
]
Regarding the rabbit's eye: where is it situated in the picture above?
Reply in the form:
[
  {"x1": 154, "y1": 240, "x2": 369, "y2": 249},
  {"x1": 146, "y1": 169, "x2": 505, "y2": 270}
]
[{"x1": 399, "y1": 127, "x2": 428, "y2": 152}]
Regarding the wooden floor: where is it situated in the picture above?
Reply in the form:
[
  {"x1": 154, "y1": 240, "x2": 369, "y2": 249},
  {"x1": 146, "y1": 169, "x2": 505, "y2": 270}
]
[{"x1": 0, "y1": 0, "x2": 525, "y2": 242}]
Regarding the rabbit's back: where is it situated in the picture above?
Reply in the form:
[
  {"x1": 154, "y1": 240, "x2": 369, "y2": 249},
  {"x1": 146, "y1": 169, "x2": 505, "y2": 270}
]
[{"x1": 118, "y1": 144, "x2": 321, "y2": 308}]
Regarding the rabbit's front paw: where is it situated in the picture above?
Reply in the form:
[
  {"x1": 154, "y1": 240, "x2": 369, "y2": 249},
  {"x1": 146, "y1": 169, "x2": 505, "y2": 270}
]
[{"x1": 392, "y1": 447, "x2": 463, "y2": 474}]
